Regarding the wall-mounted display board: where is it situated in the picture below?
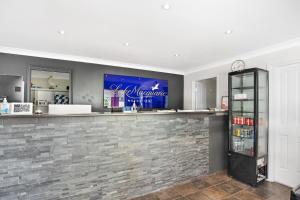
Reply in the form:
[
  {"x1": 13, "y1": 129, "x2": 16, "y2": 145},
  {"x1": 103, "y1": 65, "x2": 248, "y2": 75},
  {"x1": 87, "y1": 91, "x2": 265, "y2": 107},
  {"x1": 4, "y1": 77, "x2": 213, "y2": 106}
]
[{"x1": 104, "y1": 74, "x2": 168, "y2": 109}]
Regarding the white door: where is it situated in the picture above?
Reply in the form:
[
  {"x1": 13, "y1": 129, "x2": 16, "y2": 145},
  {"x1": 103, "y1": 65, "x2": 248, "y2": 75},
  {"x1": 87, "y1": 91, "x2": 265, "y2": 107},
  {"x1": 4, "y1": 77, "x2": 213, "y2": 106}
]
[
  {"x1": 195, "y1": 81, "x2": 206, "y2": 110},
  {"x1": 274, "y1": 64, "x2": 300, "y2": 187}
]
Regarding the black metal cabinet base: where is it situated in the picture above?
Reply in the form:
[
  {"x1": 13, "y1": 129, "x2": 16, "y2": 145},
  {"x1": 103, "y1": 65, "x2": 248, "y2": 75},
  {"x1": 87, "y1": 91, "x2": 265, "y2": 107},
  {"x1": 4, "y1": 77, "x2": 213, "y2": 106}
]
[
  {"x1": 291, "y1": 184, "x2": 300, "y2": 200},
  {"x1": 228, "y1": 153, "x2": 256, "y2": 186},
  {"x1": 228, "y1": 152, "x2": 267, "y2": 186}
]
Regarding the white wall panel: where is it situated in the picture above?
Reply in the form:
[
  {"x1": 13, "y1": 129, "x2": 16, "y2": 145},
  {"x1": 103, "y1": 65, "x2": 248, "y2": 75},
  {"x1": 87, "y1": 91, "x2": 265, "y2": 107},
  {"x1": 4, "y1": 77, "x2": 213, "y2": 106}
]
[
  {"x1": 275, "y1": 64, "x2": 300, "y2": 187},
  {"x1": 280, "y1": 72, "x2": 288, "y2": 124},
  {"x1": 279, "y1": 135, "x2": 288, "y2": 169},
  {"x1": 297, "y1": 137, "x2": 300, "y2": 174}
]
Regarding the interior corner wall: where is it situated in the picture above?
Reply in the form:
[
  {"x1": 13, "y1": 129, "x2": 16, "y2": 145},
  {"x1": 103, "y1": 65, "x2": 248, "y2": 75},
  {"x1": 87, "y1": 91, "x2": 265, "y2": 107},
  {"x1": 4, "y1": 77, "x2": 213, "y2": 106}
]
[
  {"x1": 183, "y1": 44, "x2": 300, "y2": 186},
  {"x1": 184, "y1": 65, "x2": 231, "y2": 110},
  {"x1": 184, "y1": 44, "x2": 300, "y2": 111}
]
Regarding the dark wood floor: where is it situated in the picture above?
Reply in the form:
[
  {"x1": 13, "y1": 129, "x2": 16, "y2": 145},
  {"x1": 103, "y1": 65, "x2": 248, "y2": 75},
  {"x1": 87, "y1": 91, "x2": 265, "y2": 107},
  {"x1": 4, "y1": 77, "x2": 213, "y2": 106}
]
[{"x1": 130, "y1": 172, "x2": 291, "y2": 200}]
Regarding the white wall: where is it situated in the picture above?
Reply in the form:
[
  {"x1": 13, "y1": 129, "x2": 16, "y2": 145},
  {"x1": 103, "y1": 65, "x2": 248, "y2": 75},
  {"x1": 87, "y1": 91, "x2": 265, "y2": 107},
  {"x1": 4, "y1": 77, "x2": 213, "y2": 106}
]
[
  {"x1": 184, "y1": 43, "x2": 300, "y2": 184},
  {"x1": 184, "y1": 44, "x2": 300, "y2": 110}
]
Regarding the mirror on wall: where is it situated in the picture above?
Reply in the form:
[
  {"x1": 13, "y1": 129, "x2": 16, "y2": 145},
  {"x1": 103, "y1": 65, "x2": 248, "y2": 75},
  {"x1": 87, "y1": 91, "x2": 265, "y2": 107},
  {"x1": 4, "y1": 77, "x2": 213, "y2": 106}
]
[
  {"x1": 0, "y1": 75, "x2": 24, "y2": 103},
  {"x1": 30, "y1": 69, "x2": 71, "y2": 113}
]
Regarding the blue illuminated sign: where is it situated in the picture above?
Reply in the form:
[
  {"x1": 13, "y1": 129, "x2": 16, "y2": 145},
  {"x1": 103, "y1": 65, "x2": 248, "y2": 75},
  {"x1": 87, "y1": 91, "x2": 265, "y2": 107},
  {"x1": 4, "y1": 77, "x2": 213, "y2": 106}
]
[{"x1": 104, "y1": 74, "x2": 168, "y2": 109}]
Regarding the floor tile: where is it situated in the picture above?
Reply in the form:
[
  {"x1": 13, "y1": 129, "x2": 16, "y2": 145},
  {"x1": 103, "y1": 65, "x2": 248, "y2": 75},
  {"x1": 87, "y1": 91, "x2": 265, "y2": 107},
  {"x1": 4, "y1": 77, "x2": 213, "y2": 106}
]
[
  {"x1": 129, "y1": 173, "x2": 291, "y2": 200},
  {"x1": 201, "y1": 186, "x2": 230, "y2": 200},
  {"x1": 259, "y1": 181, "x2": 291, "y2": 196},
  {"x1": 232, "y1": 191, "x2": 263, "y2": 200},
  {"x1": 204, "y1": 174, "x2": 230, "y2": 186},
  {"x1": 185, "y1": 191, "x2": 211, "y2": 200},
  {"x1": 154, "y1": 188, "x2": 182, "y2": 200},
  {"x1": 152, "y1": 191, "x2": 171, "y2": 200},
  {"x1": 266, "y1": 192, "x2": 291, "y2": 200},
  {"x1": 192, "y1": 178, "x2": 211, "y2": 190},
  {"x1": 174, "y1": 197, "x2": 189, "y2": 200},
  {"x1": 216, "y1": 181, "x2": 243, "y2": 195},
  {"x1": 221, "y1": 196, "x2": 240, "y2": 200},
  {"x1": 246, "y1": 185, "x2": 273, "y2": 199},
  {"x1": 227, "y1": 179, "x2": 250, "y2": 190},
  {"x1": 131, "y1": 193, "x2": 159, "y2": 200},
  {"x1": 172, "y1": 182, "x2": 200, "y2": 196}
]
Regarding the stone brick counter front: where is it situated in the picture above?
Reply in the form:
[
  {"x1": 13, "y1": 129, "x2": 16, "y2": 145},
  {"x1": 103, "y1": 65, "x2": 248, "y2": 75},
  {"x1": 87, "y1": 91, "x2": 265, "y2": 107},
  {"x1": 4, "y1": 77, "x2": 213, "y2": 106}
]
[{"x1": 0, "y1": 112, "x2": 227, "y2": 200}]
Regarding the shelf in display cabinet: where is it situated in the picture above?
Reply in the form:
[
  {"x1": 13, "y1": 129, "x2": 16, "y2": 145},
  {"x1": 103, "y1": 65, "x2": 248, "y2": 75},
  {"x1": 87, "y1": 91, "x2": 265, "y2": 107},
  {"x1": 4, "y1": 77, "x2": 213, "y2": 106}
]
[
  {"x1": 232, "y1": 135, "x2": 254, "y2": 139},
  {"x1": 231, "y1": 111, "x2": 265, "y2": 114},
  {"x1": 232, "y1": 124, "x2": 254, "y2": 128},
  {"x1": 232, "y1": 99, "x2": 265, "y2": 101},
  {"x1": 232, "y1": 86, "x2": 266, "y2": 90},
  {"x1": 232, "y1": 73, "x2": 254, "y2": 78},
  {"x1": 232, "y1": 99, "x2": 254, "y2": 101},
  {"x1": 232, "y1": 111, "x2": 254, "y2": 113},
  {"x1": 232, "y1": 86, "x2": 254, "y2": 90},
  {"x1": 231, "y1": 151, "x2": 254, "y2": 157}
]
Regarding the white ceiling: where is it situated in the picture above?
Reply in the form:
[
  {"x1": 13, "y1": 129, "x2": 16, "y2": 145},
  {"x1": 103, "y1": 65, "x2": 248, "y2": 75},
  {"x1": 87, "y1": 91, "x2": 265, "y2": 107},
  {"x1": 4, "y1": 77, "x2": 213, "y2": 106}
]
[{"x1": 0, "y1": 0, "x2": 300, "y2": 74}]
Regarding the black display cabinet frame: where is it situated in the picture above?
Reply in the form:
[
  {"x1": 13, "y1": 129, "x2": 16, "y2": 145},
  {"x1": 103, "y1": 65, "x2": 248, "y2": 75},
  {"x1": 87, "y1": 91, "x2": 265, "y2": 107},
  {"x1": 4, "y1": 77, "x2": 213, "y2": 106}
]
[{"x1": 228, "y1": 68, "x2": 269, "y2": 186}]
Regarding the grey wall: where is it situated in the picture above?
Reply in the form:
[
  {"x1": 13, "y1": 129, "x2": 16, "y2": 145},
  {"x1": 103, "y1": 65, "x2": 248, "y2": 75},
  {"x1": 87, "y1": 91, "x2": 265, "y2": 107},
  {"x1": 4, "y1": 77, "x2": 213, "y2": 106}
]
[
  {"x1": 206, "y1": 77, "x2": 216, "y2": 109},
  {"x1": 0, "y1": 75, "x2": 24, "y2": 102},
  {"x1": 0, "y1": 53, "x2": 183, "y2": 111},
  {"x1": 209, "y1": 115, "x2": 228, "y2": 173}
]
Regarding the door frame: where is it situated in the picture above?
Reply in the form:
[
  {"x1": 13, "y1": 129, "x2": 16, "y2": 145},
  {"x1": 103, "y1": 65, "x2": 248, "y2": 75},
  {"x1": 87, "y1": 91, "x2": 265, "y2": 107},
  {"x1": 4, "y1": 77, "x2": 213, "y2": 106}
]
[
  {"x1": 192, "y1": 74, "x2": 220, "y2": 110},
  {"x1": 268, "y1": 65, "x2": 279, "y2": 182}
]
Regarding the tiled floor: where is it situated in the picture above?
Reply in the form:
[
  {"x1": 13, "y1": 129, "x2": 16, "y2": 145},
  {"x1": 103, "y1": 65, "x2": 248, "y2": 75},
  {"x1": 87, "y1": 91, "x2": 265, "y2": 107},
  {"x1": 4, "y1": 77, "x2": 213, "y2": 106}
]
[{"x1": 130, "y1": 172, "x2": 291, "y2": 200}]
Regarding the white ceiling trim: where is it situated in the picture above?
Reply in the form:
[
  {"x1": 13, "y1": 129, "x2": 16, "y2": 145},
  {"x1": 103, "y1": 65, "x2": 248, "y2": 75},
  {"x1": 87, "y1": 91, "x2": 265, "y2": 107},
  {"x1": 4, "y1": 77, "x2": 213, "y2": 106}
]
[
  {"x1": 0, "y1": 46, "x2": 184, "y2": 75},
  {"x1": 1, "y1": 37, "x2": 300, "y2": 76},
  {"x1": 185, "y1": 37, "x2": 300, "y2": 75}
]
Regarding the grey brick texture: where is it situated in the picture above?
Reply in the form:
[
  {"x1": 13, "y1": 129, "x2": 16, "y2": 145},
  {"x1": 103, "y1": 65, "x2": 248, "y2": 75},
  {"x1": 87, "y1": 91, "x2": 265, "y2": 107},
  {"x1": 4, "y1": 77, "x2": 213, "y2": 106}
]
[{"x1": 0, "y1": 113, "x2": 211, "y2": 200}]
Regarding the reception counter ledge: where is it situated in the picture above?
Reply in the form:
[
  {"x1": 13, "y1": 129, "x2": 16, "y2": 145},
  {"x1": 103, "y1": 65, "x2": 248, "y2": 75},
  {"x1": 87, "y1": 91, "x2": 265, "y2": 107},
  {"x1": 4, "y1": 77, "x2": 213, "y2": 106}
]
[{"x1": 0, "y1": 112, "x2": 228, "y2": 200}]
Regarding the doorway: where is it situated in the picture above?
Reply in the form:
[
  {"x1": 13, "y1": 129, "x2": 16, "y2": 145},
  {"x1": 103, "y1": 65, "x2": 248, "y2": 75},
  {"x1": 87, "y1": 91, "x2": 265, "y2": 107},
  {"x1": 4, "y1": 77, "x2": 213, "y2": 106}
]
[{"x1": 194, "y1": 77, "x2": 217, "y2": 110}]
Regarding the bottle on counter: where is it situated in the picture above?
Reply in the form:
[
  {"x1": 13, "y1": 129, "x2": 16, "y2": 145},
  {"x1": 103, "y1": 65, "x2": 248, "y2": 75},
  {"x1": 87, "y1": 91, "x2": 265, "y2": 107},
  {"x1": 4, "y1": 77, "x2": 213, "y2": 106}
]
[
  {"x1": 1, "y1": 97, "x2": 10, "y2": 114},
  {"x1": 131, "y1": 100, "x2": 137, "y2": 112}
]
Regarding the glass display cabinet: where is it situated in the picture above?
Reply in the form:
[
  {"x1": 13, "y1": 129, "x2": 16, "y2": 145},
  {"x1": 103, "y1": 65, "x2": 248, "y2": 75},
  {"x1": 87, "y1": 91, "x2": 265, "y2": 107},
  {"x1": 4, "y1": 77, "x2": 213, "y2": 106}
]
[{"x1": 228, "y1": 68, "x2": 269, "y2": 186}]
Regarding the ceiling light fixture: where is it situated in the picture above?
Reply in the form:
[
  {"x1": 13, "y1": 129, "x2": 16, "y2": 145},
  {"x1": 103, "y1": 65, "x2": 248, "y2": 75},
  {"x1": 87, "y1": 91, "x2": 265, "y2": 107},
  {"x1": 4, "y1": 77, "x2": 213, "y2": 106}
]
[
  {"x1": 58, "y1": 30, "x2": 65, "y2": 35},
  {"x1": 174, "y1": 53, "x2": 180, "y2": 57},
  {"x1": 162, "y1": 3, "x2": 171, "y2": 10},
  {"x1": 124, "y1": 42, "x2": 130, "y2": 46},
  {"x1": 224, "y1": 29, "x2": 233, "y2": 35}
]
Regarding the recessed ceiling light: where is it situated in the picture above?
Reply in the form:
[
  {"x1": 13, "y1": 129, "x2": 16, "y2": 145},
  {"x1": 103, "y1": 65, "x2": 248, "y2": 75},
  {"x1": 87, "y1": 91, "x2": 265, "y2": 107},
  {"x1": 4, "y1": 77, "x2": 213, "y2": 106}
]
[
  {"x1": 58, "y1": 30, "x2": 65, "y2": 35},
  {"x1": 174, "y1": 53, "x2": 180, "y2": 57},
  {"x1": 124, "y1": 42, "x2": 129, "y2": 46},
  {"x1": 224, "y1": 29, "x2": 233, "y2": 35},
  {"x1": 162, "y1": 3, "x2": 171, "y2": 10}
]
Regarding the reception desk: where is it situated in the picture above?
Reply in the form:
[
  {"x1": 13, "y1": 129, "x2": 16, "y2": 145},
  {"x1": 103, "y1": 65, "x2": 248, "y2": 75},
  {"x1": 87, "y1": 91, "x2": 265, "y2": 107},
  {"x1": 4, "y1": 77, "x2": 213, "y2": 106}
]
[{"x1": 0, "y1": 111, "x2": 227, "y2": 200}]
